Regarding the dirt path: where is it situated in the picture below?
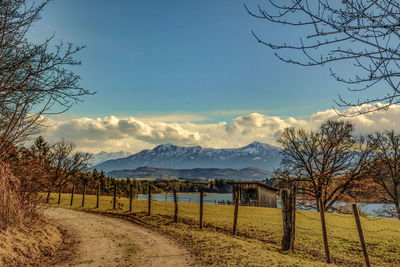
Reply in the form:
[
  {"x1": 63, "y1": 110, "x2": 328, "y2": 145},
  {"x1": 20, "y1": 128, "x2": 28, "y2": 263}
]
[{"x1": 44, "y1": 208, "x2": 196, "y2": 267}]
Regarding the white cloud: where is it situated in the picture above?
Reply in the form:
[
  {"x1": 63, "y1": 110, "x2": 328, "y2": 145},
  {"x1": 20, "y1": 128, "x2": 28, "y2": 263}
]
[{"x1": 43, "y1": 104, "x2": 400, "y2": 153}]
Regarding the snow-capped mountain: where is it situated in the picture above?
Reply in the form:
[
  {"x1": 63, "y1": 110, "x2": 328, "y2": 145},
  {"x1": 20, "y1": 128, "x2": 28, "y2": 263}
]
[
  {"x1": 87, "y1": 151, "x2": 131, "y2": 166},
  {"x1": 92, "y1": 142, "x2": 282, "y2": 172}
]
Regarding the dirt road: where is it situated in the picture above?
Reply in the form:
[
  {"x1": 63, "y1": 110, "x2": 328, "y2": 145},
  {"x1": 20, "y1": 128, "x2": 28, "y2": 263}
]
[{"x1": 44, "y1": 208, "x2": 196, "y2": 267}]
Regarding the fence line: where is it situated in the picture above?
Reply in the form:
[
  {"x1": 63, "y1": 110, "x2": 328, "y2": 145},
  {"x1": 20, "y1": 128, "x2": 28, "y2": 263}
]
[{"x1": 49, "y1": 182, "x2": 400, "y2": 266}]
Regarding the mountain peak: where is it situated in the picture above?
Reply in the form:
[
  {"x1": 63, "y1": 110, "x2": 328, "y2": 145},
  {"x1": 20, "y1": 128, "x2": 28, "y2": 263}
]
[
  {"x1": 152, "y1": 143, "x2": 180, "y2": 152},
  {"x1": 246, "y1": 141, "x2": 265, "y2": 147},
  {"x1": 154, "y1": 143, "x2": 175, "y2": 149}
]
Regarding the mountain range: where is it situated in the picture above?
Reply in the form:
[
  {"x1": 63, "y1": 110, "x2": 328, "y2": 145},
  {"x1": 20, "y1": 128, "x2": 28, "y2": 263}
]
[
  {"x1": 108, "y1": 166, "x2": 272, "y2": 180},
  {"x1": 92, "y1": 142, "x2": 282, "y2": 173}
]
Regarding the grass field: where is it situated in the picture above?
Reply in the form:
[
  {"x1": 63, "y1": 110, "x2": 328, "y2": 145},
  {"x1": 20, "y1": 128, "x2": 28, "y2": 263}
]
[{"x1": 47, "y1": 192, "x2": 400, "y2": 266}]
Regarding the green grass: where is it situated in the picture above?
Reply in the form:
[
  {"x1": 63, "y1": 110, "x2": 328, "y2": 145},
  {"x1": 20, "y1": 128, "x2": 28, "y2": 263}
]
[{"x1": 47, "y1": 193, "x2": 400, "y2": 266}]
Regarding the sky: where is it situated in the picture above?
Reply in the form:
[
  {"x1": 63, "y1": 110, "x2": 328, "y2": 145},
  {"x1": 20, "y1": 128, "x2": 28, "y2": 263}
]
[{"x1": 28, "y1": 0, "x2": 400, "y2": 153}]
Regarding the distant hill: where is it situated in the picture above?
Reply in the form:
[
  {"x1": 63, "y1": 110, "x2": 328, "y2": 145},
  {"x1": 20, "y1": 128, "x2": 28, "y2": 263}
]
[
  {"x1": 92, "y1": 142, "x2": 282, "y2": 172},
  {"x1": 107, "y1": 166, "x2": 273, "y2": 180}
]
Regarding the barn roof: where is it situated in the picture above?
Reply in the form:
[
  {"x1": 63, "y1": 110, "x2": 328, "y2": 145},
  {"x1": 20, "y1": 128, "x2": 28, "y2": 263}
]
[{"x1": 228, "y1": 181, "x2": 279, "y2": 192}]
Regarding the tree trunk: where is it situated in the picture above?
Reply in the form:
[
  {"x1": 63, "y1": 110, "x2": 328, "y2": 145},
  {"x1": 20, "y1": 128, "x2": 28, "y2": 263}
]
[
  {"x1": 318, "y1": 198, "x2": 331, "y2": 264},
  {"x1": 395, "y1": 201, "x2": 400, "y2": 220}
]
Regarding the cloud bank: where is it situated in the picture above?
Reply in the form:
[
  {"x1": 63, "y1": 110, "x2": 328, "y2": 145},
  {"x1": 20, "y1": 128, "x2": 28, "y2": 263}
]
[{"x1": 44, "y1": 104, "x2": 400, "y2": 153}]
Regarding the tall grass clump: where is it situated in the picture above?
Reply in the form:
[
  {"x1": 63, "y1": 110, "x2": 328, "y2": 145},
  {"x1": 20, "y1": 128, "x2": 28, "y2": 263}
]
[{"x1": 0, "y1": 160, "x2": 43, "y2": 230}]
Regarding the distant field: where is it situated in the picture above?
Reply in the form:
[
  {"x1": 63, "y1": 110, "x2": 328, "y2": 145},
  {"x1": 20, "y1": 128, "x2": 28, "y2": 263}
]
[{"x1": 47, "y1": 193, "x2": 400, "y2": 266}]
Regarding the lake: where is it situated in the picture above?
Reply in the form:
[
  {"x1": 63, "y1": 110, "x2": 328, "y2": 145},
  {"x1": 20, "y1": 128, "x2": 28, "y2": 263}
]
[
  {"x1": 136, "y1": 192, "x2": 396, "y2": 218},
  {"x1": 136, "y1": 193, "x2": 233, "y2": 205}
]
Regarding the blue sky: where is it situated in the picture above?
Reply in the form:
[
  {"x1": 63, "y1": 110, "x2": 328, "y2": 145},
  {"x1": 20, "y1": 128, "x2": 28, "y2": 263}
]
[
  {"x1": 31, "y1": 0, "x2": 398, "y2": 153},
  {"x1": 29, "y1": 0, "x2": 346, "y2": 121}
]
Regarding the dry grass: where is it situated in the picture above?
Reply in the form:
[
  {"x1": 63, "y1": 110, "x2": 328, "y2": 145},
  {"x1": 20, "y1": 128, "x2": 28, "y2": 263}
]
[
  {"x1": 0, "y1": 162, "x2": 25, "y2": 229},
  {"x1": 50, "y1": 192, "x2": 400, "y2": 266},
  {"x1": 0, "y1": 161, "x2": 43, "y2": 230},
  {"x1": 0, "y1": 162, "x2": 67, "y2": 265},
  {"x1": 0, "y1": 218, "x2": 64, "y2": 266}
]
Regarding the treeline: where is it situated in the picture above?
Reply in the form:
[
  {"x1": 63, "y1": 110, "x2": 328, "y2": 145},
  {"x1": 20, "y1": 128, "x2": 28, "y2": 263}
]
[
  {"x1": 152, "y1": 179, "x2": 232, "y2": 193},
  {"x1": 59, "y1": 169, "x2": 234, "y2": 198},
  {"x1": 62, "y1": 170, "x2": 163, "y2": 197}
]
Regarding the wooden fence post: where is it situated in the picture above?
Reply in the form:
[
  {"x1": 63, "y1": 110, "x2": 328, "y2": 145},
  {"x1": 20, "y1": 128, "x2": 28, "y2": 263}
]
[
  {"x1": 200, "y1": 191, "x2": 204, "y2": 229},
  {"x1": 113, "y1": 181, "x2": 117, "y2": 210},
  {"x1": 57, "y1": 185, "x2": 62, "y2": 205},
  {"x1": 291, "y1": 185, "x2": 297, "y2": 251},
  {"x1": 281, "y1": 189, "x2": 293, "y2": 251},
  {"x1": 232, "y1": 189, "x2": 240, "y2": 235},
  {"x1": 318, "y1": 198, "x2": 331, "y2": 264},
  {"x1": 81, "y1": 180, "x2": 86, "y2": 207},
  {"x1": 96, "y1": 182, "x2": 100, "y2": 208},
  {"x1": 126, "y1": 180, "x2": 130, "y2": 198},
  {"x1": 173, "y1": 189, "x2": 178, "y2": 223},
  {"x1": 46, "y1": 188, "x2": 51, "y2": 203},
  {"x1": 129, "y1": 183, "x2": 133, "y2": 212},
  {"x1": 70, "y1": 185, "x2": 75, "y2": 206},
  {"x1": 352, "y1": 204, "x2": 370, "y2": 267},
  {"x1": 148, "y1": 185, "x2": 152, "y2": 216}
]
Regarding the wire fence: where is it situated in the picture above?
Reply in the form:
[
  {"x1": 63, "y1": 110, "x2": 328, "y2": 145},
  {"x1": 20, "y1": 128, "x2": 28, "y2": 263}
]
[
  {"x1": 50, "y1": 183, "x2": 400, "y2": 266},
  {"x1": 296, "y1": 208, "x2": 400, "y2": 235}
]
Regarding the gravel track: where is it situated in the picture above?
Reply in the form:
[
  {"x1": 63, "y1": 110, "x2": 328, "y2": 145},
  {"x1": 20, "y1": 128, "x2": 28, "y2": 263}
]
[{"x1": 44, "y1": 208, "x2": 196, "y2": 267}]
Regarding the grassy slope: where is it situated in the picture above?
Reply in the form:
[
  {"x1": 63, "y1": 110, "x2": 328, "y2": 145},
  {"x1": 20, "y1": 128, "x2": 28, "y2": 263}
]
[
  {"x1": 49, "y1": 193, "x2": 400, "y2": 266},
  {"x1": 0, "y1": 218, "x2": 64, "y2": 266}
]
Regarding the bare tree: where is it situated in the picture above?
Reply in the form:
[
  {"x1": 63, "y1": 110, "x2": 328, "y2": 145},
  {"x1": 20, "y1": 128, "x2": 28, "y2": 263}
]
[
  {"x1": 0, "y1": 0, "x2": 92, "y2": 158},
  {"x1": 245, "y1": 1, "x2": 400, "y2": 114},
  {"x1": 367, "y1": 130, "x2": 400, "y2": 219},
  {"x1": 47, "y1": 139, "x2": 91, "y2": 202},
  {"x1": 276, "y1": 120, "x2": 372, "y2": 211}
]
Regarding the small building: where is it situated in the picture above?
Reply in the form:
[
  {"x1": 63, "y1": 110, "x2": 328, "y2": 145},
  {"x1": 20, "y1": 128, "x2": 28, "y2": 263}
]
[{"x1": 229, "y1": 181, "x2": 278, "y2": 208}]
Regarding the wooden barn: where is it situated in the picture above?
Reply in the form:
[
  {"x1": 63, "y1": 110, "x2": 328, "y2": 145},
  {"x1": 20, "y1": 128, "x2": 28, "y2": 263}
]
[{"x1": 229, "y1": 181, "x2": 278, "y2": 208}]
